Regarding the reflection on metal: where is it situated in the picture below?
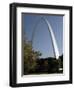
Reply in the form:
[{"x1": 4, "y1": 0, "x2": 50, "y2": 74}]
[{"x1": 31, "y1": 17, "x2": 59, "y2": 59}]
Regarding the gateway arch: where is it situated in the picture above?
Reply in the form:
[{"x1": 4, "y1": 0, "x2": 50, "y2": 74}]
[{"x1": 31, "y1": 17, "x2": 59, "y2": 59}]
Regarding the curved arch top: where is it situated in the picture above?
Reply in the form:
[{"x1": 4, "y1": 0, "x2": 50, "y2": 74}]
[{"x1": 31, "y1": 17, "x2": 59, "y2": 59}]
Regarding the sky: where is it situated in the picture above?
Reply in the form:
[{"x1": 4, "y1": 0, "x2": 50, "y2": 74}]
[{"x1": 22, "y1": 13, "x2": 63, "y2": 58}]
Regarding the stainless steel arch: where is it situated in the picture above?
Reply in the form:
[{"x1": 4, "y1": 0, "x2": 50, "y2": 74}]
[{"x1": 31, "y1": 17, "x2": 59, "y2": 59}]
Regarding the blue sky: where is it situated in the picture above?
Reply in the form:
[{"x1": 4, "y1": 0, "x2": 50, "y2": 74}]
[{"x1": 22, "y1": 13, "x2": 63, "y2": 58}]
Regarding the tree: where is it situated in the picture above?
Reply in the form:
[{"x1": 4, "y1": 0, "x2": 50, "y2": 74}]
[{"x1": 24, "y1": 41, "x2": 42, "y2": 74}]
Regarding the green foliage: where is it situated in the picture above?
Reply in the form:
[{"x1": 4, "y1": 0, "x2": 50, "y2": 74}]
[{"x1": 24, "y1": 41, "x2": 41, "y2": 74}]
